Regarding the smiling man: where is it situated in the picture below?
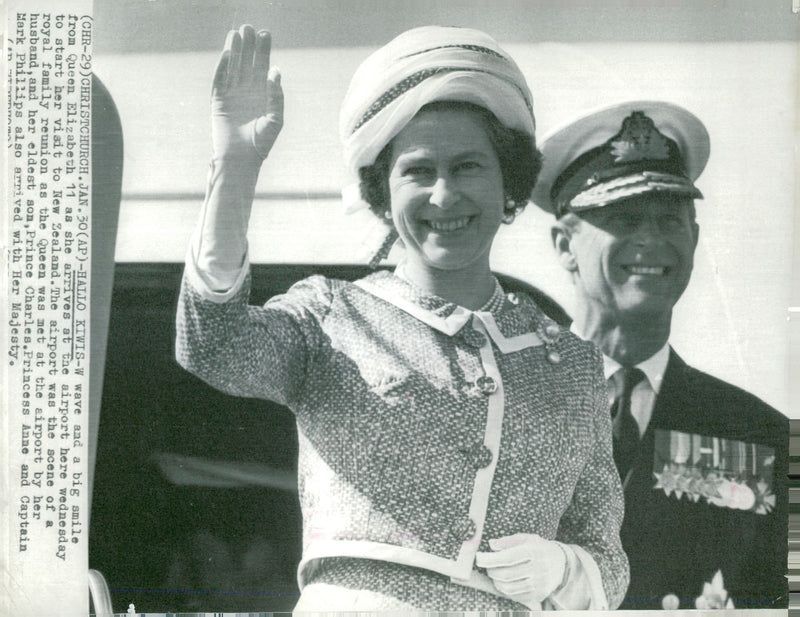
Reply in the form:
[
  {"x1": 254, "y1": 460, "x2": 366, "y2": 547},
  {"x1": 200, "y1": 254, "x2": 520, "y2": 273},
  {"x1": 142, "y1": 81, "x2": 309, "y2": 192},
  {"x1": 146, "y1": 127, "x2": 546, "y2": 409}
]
[{"x1": 533, "y1": 101, "x2": 788, "y2": 610}]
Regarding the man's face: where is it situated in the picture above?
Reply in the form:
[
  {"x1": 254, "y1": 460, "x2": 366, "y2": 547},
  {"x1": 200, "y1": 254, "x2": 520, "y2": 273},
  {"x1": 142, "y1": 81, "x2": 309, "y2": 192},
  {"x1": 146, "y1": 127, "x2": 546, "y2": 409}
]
[{"x1": 558, "y1": 194, "x2": 699, "y2": 322}]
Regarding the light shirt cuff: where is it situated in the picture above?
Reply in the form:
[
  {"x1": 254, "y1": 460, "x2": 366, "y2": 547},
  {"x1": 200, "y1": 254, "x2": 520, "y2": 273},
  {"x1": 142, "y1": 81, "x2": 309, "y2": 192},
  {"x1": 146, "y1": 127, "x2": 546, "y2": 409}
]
[
  {"x1": 546, "y1": 542, "x2": 608, "y2": 610},
  {"x1": 185, "y1": 237, "x2": 250, "y2": 303}
]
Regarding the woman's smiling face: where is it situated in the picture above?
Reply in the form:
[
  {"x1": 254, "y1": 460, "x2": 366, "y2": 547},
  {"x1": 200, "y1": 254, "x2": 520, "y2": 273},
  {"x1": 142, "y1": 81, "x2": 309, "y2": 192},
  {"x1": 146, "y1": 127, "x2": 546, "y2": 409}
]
[{"x1": 387, "y1": 107, "x2": 506, "y2": 273}]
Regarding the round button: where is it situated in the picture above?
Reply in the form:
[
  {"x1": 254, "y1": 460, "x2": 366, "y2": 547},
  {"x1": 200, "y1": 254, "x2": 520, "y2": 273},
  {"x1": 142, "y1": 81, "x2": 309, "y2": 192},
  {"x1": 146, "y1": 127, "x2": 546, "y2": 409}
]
[
  {"x1": 545, "y1": 323, "x2": 561, "y2": 339},
  {"x1": 450, "y1": 517, "x2": 477, "y2": 541},
  {"x1": 475, "y1": 375, "x2": 498, "y2": 394},
  {"x1": 459, "y1": 443, "x2": 493, "y2": 469},
  {"x1": 462, "y1": 329, "x2": 487, "y2": 348},
  {"x1": 547, "y1": 350, "x2": 561, "y2": 364},
  {"x1": 471, "y1": 445, "x2": 493, "y2": 469},
  {"x1": 662, "y1": 594, "x2": 680, "y2": 610}
]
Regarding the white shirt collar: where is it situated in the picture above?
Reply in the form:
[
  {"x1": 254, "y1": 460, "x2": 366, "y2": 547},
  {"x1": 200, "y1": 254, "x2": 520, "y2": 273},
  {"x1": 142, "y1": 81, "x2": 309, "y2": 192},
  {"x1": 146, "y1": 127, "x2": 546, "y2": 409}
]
[
  {"x1": 602, "y1": 342, "x2": 670, "y2": 395},
  {"x1": 569, "y1": 324, "x2": 670, "y2": 395}
]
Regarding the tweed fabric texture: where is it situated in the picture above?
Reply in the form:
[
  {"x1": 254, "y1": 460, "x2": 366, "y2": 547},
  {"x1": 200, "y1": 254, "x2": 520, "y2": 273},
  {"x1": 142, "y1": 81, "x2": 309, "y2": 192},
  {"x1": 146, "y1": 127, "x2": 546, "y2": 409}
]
[
  {"x1": 176, "y1": 269, "x2": 628, "y2": 609},
  {"x1": 302, "y1": 557, "x2": 525, "y2": 611}
]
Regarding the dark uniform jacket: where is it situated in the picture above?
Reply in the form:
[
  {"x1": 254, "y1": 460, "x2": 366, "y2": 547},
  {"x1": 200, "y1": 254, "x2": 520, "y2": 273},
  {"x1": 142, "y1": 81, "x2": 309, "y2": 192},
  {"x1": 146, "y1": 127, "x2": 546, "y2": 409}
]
[{"x1": 619, "y1": 350, "x2": 788, "y2": 609}]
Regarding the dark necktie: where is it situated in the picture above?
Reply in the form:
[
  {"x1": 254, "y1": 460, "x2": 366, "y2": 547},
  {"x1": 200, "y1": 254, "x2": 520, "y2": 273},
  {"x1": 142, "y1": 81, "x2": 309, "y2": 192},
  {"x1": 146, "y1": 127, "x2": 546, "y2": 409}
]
[{"x1": 611, "y1": 367, "x2": 645, "y2": 481}]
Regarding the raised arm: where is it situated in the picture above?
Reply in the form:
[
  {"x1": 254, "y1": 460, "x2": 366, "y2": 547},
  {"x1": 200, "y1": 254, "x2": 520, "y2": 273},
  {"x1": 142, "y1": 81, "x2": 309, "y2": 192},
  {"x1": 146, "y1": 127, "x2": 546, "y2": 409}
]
[
  {"x1": 177, "y1": 26, "x2": 326, "y2": 404},
  {"x1": 193, "y1": 25, "x2": 284, "y2": 290}
]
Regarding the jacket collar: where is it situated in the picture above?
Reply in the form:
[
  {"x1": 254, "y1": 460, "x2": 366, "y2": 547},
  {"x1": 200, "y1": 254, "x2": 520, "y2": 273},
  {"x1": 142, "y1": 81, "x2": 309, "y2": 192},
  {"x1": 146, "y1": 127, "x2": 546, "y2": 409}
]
[
  {"x1": 640, "y1": 348, "x2": 690, "y2": 437},
  {"x1": 355, "y1": 270, "x2": 542, "y2": 353}
]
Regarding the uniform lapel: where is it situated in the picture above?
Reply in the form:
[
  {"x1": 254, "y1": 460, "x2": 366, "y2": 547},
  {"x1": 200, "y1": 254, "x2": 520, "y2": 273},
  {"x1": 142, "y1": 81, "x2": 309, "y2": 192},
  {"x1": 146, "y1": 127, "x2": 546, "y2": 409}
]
[
  {"x1": 623, "y1": 348, "x2": 686, "y2": 493},
  {"x1": 646, "y1": 349, "x2": 690, "y2": 433}
]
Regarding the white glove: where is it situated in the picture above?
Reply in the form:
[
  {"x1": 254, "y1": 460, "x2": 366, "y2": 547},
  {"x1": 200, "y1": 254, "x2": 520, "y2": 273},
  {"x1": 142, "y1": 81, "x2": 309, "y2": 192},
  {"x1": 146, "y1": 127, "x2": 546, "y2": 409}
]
[
  {"x1": 191, "y1": 24, "x2": 285, "y2": 293},
  {"x1": 211, "y1": 24, "x2": 283, "y2": 164},
  {"x1": 475, "y1": 533, "x2": 567, "y2": 608}
]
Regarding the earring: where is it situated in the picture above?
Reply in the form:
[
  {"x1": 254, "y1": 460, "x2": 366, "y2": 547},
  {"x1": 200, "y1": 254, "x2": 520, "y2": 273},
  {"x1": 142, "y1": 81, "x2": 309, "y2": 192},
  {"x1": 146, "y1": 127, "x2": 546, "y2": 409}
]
[
  {"x1": 566, "y1": 254, "x2": 578, "y2": 272},
  {"x1": 383, "y1": 209, "x2": 392, "y2": 220},
  {"x1": 502, "y1": 198, "x2": 517, "y2": 224}
]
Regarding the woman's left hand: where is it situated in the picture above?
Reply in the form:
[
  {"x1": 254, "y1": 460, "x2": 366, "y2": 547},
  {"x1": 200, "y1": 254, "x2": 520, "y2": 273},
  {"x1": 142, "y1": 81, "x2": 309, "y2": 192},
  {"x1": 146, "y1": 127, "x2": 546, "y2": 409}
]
[{"x1": 475, "y1": 533, "x2": 567, "y2": 607}]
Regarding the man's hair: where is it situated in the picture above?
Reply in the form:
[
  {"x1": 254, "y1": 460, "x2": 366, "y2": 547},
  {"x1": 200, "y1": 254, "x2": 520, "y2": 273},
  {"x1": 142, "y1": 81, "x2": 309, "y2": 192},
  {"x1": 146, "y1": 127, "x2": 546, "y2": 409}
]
[{"x1": 358, "y1": 100, "x2": 542, "y2": 223}]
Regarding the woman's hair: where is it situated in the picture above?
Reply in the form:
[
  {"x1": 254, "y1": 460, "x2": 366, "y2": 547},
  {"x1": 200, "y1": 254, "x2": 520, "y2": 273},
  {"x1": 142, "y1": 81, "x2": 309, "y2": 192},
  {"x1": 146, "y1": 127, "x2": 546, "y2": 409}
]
[{"x1": 358, "y1": 101, "x2": 542, "y2": 223}]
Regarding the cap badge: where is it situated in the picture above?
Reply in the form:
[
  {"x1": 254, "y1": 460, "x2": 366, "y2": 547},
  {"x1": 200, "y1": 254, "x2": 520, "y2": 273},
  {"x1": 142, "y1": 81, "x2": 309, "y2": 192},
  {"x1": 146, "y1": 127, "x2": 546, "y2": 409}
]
[{"x1": 609, "y1": 111, "x2": 670, "y2": 164}]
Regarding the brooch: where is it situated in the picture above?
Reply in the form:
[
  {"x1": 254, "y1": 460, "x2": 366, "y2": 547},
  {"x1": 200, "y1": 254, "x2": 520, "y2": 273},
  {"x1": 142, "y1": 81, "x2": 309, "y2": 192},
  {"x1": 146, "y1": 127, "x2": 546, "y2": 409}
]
[{"x1": 695, "y1": 570, "x2": 734, "y2": 609}]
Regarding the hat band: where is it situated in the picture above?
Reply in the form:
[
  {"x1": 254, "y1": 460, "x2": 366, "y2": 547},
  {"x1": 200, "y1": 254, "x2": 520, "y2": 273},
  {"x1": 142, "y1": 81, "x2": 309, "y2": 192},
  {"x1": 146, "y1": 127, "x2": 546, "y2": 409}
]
[
  {"x1": 353, "y1": 66, "x2": 532, "y2": 133},
  {"x1": 401, "y1": 43, "x2": 505, "y2": 61}
]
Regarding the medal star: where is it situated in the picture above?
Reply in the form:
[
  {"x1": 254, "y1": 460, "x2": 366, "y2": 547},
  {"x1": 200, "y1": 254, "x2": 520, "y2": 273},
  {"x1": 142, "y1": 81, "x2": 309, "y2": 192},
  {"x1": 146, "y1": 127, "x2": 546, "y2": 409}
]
[
  {"x1": 754, "y1": 480, "x2": 776, "y2": 515},
  {"x1": 674, "y1": 470, "x2": 692, "y2": 500},
  {"x1": 685, "y1": 469, "x2": 703, "y2": 502},
  {"x1": 653, "y1": 467, "x2": 678, "y2": 497}
]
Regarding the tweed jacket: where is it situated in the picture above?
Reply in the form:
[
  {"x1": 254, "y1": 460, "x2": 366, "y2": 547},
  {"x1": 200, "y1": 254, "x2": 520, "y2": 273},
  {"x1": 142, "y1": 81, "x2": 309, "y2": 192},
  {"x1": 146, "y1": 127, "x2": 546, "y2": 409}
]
[
  {"x1": 176, "y1": 263, "x2": 629, "y2": 609},
  {"x1": 619, "y1": 350, "x2": 788, "y2": 609}
]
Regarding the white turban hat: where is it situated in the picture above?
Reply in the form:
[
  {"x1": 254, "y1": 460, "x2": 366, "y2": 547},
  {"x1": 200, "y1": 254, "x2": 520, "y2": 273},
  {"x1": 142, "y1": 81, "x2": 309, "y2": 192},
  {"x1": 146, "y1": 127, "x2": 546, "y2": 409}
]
[{"x1": 339, "y1": 25, "x2": 536, "y2": 182}]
